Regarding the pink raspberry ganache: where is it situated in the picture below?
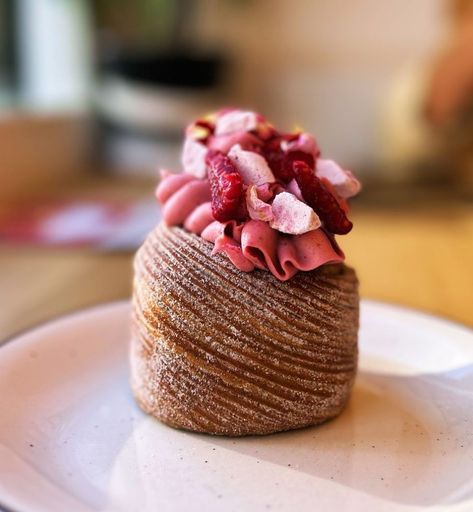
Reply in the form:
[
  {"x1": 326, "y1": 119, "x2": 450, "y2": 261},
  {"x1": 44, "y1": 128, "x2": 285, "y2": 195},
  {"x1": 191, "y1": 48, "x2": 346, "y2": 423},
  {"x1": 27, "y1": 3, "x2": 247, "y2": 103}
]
[{"x1": 156, "y1": 108, "x2": 361, "y2": 281}]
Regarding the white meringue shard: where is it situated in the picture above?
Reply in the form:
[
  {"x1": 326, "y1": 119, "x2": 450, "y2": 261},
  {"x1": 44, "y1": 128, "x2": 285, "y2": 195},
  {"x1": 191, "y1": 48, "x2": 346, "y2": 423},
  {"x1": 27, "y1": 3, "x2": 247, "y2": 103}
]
[
  {"x1": 215, "y1": 110, "x2": 259, "y2": 135},
  {"x1": 270, "y1": 192, "x2": 321, "y2": 235},
  {"x1": 228, "y1": 144, "x2": 275, "y2": 186},
  {"x1": 181, "y1": 137, "x2": 207, "y2": 179}
]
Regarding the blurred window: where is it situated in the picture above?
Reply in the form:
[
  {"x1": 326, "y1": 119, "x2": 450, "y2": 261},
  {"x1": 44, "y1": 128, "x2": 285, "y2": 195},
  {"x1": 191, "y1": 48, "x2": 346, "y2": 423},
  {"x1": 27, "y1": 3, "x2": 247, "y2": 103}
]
[{"x1": 0, "y1": 0, "x2": 17, "y2": 105}]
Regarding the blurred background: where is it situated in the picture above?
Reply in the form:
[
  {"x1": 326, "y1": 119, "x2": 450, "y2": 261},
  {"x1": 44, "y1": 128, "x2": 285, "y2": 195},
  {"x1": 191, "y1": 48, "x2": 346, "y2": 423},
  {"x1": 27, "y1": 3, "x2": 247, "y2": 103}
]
[{"x1": 0, "y1": 0, "x2": 472, "y2": 337}]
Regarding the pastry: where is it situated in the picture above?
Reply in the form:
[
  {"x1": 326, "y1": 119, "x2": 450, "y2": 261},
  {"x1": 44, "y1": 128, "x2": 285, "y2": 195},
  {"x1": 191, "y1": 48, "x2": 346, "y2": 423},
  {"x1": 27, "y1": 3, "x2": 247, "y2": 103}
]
[{"x1": 131, "y1": 109, "x2": 361, "y2": 436}]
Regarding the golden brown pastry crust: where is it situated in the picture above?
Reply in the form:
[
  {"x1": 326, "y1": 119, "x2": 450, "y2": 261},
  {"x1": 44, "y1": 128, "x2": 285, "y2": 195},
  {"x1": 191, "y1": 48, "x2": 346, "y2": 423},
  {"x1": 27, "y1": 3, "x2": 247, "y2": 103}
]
[{"x1": 131, "y1": 224, "x2": 359, "y2": 436}]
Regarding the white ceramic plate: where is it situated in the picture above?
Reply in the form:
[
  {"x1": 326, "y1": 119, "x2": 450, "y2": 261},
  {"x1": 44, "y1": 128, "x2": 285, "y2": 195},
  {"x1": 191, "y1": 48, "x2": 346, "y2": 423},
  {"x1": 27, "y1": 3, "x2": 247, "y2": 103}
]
[{"x1": 0, "y1": 301, "x2": 473, "y2": 512}]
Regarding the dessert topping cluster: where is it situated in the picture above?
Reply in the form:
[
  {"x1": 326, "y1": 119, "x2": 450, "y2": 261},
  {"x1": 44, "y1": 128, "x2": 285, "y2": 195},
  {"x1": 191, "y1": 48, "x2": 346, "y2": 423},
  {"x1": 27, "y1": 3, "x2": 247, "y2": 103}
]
[
  {"x1": 181, "y1": 109, "x2": 360, "y2": 236},
  {"x1": 156, "y1": 109, "x2": 361, "y2": 281}
]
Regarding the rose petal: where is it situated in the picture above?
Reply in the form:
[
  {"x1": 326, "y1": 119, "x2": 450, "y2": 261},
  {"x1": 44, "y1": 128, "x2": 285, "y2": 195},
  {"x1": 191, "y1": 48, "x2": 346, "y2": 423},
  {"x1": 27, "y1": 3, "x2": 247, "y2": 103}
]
[
  {"x1": 282, "y1": 132, "x2": 320, "y2": 158},
  {"x1": 256, "y1": 183, "x2": 283, "y2": 202},
  {"x1": 246, "y1": 185, "x2": 273, "y2": 222},
  {"x1": 316, "y1": 159, "x2": 361, "y2": 198}
]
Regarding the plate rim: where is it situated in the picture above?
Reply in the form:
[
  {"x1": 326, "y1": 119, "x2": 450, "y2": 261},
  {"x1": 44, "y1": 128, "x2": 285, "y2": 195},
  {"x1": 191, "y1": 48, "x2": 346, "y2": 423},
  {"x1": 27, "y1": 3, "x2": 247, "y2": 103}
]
[
  {"x1": 0, "y1": 299, "x2": 130, "y2": 512},
  {"x1": 0, "y1": 298, "x2": 472, "y2": 512},
  {"x1": 0, "y1": 299, "x2": 130, "y2": 350}
]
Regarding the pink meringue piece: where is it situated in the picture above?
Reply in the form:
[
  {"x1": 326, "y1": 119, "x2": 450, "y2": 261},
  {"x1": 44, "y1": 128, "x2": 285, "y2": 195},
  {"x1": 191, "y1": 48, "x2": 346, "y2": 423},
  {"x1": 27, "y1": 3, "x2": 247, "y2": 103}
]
[
  {"x1": 269, "y1": 192, "x2": 321, "y2": 235},
  {"x1": 182, "y1": 137, "x2": 207, "y2": 178},
  {"x1": 215, "y1": 110, "x2": 259, "y2": 136},
  {"x1": 207, "y1": 131, "x2": 261, "y2": 154},
  {"x1": 246, "y1": 185, "x2": 273, "y2": 222},
  {"x1": 228, "y1": 144, "x2": 275, "y2": 186},
  {"x1": 286, "y1": 178, "x2": 303, "y2": 200},
  {"x1": 316, "y1": 159, "x2": 361, "y2": 198},
  {"x1": 156, "y1": 172, "x2": 195, "y2": 203},
  {"x1": 162, "y1": 179, "x2": 211, "y2": 226},
  {"x1": 282, "y1": 132, "x2": 320, "y2": 158}
]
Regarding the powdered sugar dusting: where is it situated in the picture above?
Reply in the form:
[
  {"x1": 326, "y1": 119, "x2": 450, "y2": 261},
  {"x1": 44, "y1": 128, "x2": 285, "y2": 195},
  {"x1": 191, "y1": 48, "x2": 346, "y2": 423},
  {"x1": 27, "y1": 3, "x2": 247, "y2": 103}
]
[{"x1": 131, "y1": 224, "x2": 359, "y2": 436}]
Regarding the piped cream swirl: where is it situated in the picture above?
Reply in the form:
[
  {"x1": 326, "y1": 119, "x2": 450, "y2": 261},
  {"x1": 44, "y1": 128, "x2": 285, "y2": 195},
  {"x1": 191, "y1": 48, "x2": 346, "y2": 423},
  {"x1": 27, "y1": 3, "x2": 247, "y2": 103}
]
[{"x1": 156, "y1": 172, "x2": 344, "y2": 281}]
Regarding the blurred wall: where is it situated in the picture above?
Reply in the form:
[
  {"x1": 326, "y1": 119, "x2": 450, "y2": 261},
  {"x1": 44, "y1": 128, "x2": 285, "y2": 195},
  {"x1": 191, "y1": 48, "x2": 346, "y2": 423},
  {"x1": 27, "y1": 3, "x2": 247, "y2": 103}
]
[
  {"x1": 196, "y1": 0, "x2": 446, "y2": 170},
  {"x1": 17, "y1": 0, "x2": 93, "y2": 110}
]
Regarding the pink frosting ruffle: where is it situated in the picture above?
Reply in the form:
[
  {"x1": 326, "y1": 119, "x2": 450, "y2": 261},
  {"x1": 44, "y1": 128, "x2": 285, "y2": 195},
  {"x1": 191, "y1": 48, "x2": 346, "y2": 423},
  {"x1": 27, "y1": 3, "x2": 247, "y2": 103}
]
[{"x1": 156, "y1": 172, "x2": 344, "y2": 281}]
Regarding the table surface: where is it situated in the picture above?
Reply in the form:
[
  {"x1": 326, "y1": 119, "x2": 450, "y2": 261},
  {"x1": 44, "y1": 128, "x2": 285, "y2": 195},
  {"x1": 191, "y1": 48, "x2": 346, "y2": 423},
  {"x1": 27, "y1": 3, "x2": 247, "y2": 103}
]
[{"x1": 1, "y1": 177, "x2": 472, "y2": 342}]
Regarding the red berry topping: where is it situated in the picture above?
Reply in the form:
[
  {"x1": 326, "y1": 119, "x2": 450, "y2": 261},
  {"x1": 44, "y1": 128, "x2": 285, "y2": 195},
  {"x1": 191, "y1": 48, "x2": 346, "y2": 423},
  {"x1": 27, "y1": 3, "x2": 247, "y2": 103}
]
[
  {"x1": 292, "y1": 160, "x2": 353, "y2": 235},
  {"x1": 263, "y1": 135, "x2": 315, "y2": 183},
  {"x1": 206, "y1": 151, "x2": 247, "y2": 222},
  {"x1": 319, "y1": 177, "x2": 349, "y2": 214},
  {"x1": 284, "y1": 150, "x2": 315, "y2": 177},
  {"x1": 263, "y1": 136, "x2": 287, "y2": 181}
]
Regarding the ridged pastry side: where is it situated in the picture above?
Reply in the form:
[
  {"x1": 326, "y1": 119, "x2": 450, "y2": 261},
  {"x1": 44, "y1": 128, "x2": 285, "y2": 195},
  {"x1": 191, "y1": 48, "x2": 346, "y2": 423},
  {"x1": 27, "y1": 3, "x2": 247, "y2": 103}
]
[{"x1": 131, "y1": 224, "x2": 359, "y2": 436}]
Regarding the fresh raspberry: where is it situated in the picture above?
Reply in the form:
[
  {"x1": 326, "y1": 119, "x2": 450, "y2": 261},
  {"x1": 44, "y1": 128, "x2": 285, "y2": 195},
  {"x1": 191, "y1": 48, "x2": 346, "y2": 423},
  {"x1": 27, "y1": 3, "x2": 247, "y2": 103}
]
[
  {"x1": 206, "y1": 151, "x2": 247, "y2": 222},
  {"x1": 263, "y1": 136, "x2": 292, "y2": 182},
  {"x1": 292, "y1": 160, "x2": 353, "y2": 235}
]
